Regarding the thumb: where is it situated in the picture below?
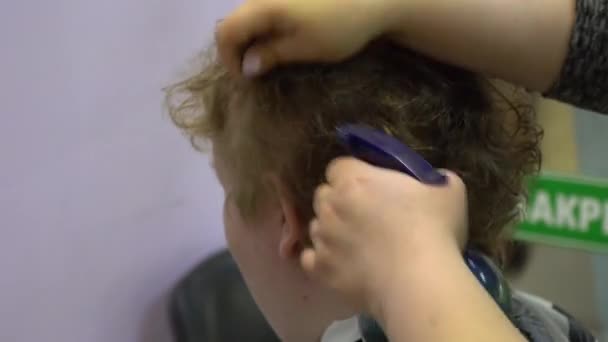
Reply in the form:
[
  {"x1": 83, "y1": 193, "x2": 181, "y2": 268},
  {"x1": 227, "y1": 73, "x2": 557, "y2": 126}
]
[
  {"x1": 437, "y1": 169, "x2": 466, "y2": 192},
  {"x1": 300, "y1": 247, "x2": 317, "y2": 275},
  {"x1": 241, "y1": 37, "x2": 313, "y2": 77},
  {"x1": 437, "y1": 168, "x2": 469, "y2": 248}
]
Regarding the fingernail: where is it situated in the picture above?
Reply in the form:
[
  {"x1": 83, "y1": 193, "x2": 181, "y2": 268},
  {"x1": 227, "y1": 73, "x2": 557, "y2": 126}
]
[{"x1": 242, "y1": 53, "x2": 261, "y2": 77}]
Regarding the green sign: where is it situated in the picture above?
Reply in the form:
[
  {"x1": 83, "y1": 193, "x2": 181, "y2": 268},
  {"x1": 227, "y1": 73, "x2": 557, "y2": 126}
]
[{"x1": 516, "y1": 173, "x2": 608, "y2": 253}]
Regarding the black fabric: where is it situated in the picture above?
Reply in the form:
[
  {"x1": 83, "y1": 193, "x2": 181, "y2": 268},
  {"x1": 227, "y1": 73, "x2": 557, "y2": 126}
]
[
  {"x1": 169, "y1": 249, "x2": 280, "y2": 342},
  {"x1": 546, "y1": 0, "x2": 608, "y2": 114}
]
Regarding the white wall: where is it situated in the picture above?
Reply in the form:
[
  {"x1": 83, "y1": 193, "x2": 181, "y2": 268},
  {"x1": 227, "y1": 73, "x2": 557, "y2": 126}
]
[{"x1": 0, "y1": 1, "x2": 238, "y2": 341}]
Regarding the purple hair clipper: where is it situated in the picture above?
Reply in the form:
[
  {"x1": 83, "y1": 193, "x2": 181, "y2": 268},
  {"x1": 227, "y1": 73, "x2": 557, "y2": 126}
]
[
  {"x1": 335, "y1": 124, "x2": 511, "y2": 342},
  {"x1": 337, "y1": 124, "x2": 446, "y2": 185}
]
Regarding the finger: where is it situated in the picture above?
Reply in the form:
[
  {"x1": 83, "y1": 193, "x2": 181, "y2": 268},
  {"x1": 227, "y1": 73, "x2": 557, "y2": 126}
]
[
  {"x1": 309, "y1": 218, "x2": 322, "y2": 244},
  {"x1": 313, "y1": 183, "x2": 355, "y2": 222},
  {"x1": 325, "y1": 157, "x2": 370, "y2": 186},
  {"x1": 300, "y1": 248, "x2": 317, "y2": 274},
  {"x1": 439, "y1": 169, "x2": 465, "y2": 189},
  {"x1": 300, "y1": 247, "x2": 333, "y2": 283},
  {"x1": 434, "y1": 169, "x2": 467, "y2": 197},
  {"x1": 436, "y1": 169, "x2": 469, "y2": 245},
  {"x1": 311, "y1": 218, "x2": 347, "y2": 259},
  {"x1": 310, "y1": 218, "x2": 337, "y2": 251},
  {"x1": 312, "y1": 184, "x2": 332, "y2": 217},
  {"x1": 312, "y1": 218, "x2": 346, "y2": 254},
  {"x1": 242, "y1": 35, "x2": 321, "y2": 77},
  {"x1": 312, "y1": 188, "x2": 347, "y2": 241},
  {"x1": 216, "y1": 2, "x2": 283, "y2": 76}
]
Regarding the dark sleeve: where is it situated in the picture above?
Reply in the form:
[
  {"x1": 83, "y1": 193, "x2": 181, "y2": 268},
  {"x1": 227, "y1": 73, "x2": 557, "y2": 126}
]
[{"x1": 545, "y1": 0, "x2": 608, "y2": 114}]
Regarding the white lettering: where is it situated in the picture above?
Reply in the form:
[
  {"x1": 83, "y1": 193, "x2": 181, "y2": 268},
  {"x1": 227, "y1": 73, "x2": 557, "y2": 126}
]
[
  {"x1": 578, "y1": 197, "x2": 601, "y2": 232},
  {"x1": 555, "y1": 194, "x2": 578, "y2": 229},
  {"x1": 602, "y1": 202, "x2": 608, "y2": 236},
  {"x1": 529, "y1": 191, "x2": 555, "y2": 226}
]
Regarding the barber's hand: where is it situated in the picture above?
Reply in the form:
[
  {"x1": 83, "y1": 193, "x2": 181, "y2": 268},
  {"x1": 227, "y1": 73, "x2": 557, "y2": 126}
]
[
  {"x1": 300, "y1": 158, "x2": 468, "y2": 315},
  {"x1": 215, "y1": 0, "x2": 403, "y2": 77}
]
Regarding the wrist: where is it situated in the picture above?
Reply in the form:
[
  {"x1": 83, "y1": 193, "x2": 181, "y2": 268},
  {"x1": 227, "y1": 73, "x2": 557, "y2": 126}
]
[
  {"x1": 374, "y1": 249, "x2": 525, "y2": 342},
  {"x1": 372, "y1": 244, "x2": 510, "y2": 341},
  {"x1": 369, "y1": 231, "x2": 463, "y2": 321},
  {"x1": 361, "y1": 0, "x2": 418, "y2": 40},
  {"x1": 379, "y1": 0, "x2": 424, "y2": 44}
]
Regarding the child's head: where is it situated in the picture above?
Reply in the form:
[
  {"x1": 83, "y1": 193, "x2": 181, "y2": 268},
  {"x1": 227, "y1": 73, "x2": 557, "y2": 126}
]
[{"x1": 166, "y1": 42, "x2": 541, "y2": 341}]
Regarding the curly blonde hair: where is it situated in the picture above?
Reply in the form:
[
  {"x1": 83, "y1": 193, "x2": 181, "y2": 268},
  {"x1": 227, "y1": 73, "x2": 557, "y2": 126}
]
[{"x1": 166, "y1": 42, "x2": 542, "y2": 262}]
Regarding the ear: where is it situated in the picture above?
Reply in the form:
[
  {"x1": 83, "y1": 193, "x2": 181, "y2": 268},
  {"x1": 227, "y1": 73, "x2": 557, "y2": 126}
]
[{"x1": 268, "y1": 176, "x2": 307, "y2": 260}]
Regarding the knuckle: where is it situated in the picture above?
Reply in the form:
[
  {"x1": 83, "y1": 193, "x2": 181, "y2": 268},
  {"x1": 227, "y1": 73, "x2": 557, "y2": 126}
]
[
  {"x1": 264, "y1": 0, "x2": 287, "y2": 18},
  {"x1": 314, "y1": 183, "x2": 331, "y2": 198},
  {"x1": 326, "y1": 158, "x2": 345, "y2": 180},
  {"x1": 447, "y1": 170, "x2": 466, "y2": 191},
  {"x1": 327, "y1": 157, "x2": 367, "y2": 186},
  {"x1": 313, "y1": 185, "x2": 331, "y2": 209},
  {"x1": 317, "y1": 200, "x2": 335, "y2": 221},
  {"x1": 340, "y1": 177, "x2": 365, "y2": 198},
  {"x1": 309, "y1": 219, "x2": 320, "y2": 236}
]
